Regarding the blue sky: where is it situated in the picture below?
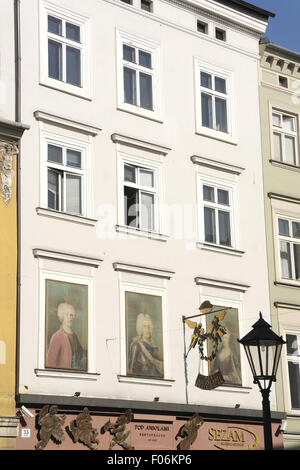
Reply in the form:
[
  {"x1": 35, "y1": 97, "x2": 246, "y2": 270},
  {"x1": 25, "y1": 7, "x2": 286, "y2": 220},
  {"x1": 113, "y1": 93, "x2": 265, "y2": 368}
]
[{"x1": 247, "y1": 0, "x2": 300, "y2": 53}]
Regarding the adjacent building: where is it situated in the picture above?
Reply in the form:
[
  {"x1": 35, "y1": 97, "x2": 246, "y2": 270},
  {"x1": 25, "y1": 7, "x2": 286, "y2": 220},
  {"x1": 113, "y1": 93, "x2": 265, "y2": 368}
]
[
  {"x1": 4, "y1": 0, "x2": 286, "y2": 450},
  {"x1": 259, "y1": 38, "x2": 300, "y2": 450},
  {"x1": 0, "y1": 0, "x2": 28, "y2": 449}
]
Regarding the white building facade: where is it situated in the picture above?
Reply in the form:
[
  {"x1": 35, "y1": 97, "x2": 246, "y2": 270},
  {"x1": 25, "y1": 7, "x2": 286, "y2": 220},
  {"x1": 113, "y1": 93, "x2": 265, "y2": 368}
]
[{"x1": 14, "y1": 0, "x2": 285, "y2": 450}]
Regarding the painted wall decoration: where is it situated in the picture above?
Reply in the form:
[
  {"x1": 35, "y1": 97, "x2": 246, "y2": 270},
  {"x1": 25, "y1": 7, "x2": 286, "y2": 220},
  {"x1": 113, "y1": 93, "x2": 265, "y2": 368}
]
[
  {"x1": 206, "y1": 306, "x2": 242, "y2": 386},
  {"x1": 126, "y1": 291, "x2": 164, "y2": 378},
  {"x1": 45, "y1": 279, "x2": 88, "y2": 371}
]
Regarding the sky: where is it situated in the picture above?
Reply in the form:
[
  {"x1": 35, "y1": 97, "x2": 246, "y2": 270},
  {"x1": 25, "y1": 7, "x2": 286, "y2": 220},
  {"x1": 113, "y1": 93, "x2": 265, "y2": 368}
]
[{"x1": 247, "y1": 0, "x2": 300, "y2": 53}]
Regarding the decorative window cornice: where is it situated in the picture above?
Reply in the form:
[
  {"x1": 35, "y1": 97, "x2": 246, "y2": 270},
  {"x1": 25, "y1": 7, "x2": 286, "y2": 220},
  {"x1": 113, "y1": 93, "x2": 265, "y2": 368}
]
[
  {"x1": 33, "y1": 248, "x2": 103, "y2": 267},
  {"x1": 113, "y1": 262, "x2": 175, "y2": 279},
  {"x1": 111, "y1": 133, "x2": 171, "y2": 155},
  {"x1": 195, "y1": 276, "x2": 250, "y2": 292},
  {"x1": 34, "y1": 111, "x2": 101, "y2": 137},
  {"x1": 191, "y1": 155, "x2": 245, "y2": 175}
]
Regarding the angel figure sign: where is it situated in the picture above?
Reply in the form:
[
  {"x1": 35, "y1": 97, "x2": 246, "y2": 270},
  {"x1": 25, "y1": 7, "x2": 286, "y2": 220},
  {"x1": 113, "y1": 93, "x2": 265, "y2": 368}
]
[{"x1": 183, "y1": 301, "x2": 240, "y2": 390}]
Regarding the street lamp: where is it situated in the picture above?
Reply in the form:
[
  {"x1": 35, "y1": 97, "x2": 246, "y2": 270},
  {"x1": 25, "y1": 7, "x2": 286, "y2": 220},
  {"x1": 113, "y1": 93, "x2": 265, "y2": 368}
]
[{"x1": 238, "y1": 312, "x2": 286, "y2": 450}]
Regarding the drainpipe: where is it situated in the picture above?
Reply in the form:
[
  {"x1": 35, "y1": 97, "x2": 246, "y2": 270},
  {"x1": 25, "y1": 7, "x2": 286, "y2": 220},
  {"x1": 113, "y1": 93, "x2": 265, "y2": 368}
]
[{"x1": 14, "y1": 0, "x2": 21, "y2": 402}]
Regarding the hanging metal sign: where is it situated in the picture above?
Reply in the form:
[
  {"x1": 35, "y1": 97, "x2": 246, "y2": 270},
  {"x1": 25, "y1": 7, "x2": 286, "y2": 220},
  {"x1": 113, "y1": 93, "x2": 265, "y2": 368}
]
[{"x1": 183, "y1": 301, "x2": 228, "y2": 390}]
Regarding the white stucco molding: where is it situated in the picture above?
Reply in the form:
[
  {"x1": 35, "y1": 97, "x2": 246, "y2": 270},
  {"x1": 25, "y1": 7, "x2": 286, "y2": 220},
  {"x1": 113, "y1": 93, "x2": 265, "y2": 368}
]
[
  {"x1": 274, "y1": 302, "x2": 300, "y2": 311},
  {"x1": 194, "y1": 276, "x2": 250, "y2": 292},
  {"x1": 33, "y1": 248, "x2": 103, "y2": 268},
  {"x1": 268, "y1": 192, "x2": 300, "y2": 205},
  {"x1": 191, "y1": 155, "x2": 245, "y2": 175},
  {"x1": 111, "y1": 133, "x2": 171, "y2": 155},
  {"x1": 117, "y1": 375, "x2": 175, "y2": 387},
  {"x1": 34, "y1": 110, "x2": 102, "y2": 137},
  {"x1": 113, "y1": 262, "x2": 175, "y2": 279},
  {"x1": 36, "y1": 207, "x2": 98, "y2": 226}
]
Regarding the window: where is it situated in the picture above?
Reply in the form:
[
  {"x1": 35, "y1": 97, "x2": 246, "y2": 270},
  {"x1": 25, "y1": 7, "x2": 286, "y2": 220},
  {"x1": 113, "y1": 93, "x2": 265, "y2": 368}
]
[
  {"x1": 215, "y1": 28, "x2": 226, "y2": 41},
  {"x1": 40, "y1": 2, "x2": 90, "y2": 97},
  {"x1": 47, "y1": 14, "x2": 82, "y2": 87},
  {"x1": 202, "y1": 182, "x2": 233, "y2": 247},
  {"x1": 272, "y1": 111, "x2": 298, "y2": 165},
  {"x1": 197, "y1": 20, "x2": 208, "y2": 34},
  {"x1": 117, "y1": 31, "x2": 160, "y2": 119},
  {"x1": 123, "y1": 162, "x2": 157, "y2": 231},
  {"x1": 279, "y1": 75, "x2": 288, "y2": 88},
  {"x1": 141, "y1": 0, "x2": 153, "y2": 12},
  {"x1": 47, "y1": 142, "x2": 84, "y2": 215},
  {"x1": 200, "y1": 70, "x2": 228, "y2": 133},
  {"x1": 278, "y1": 217, "x2": 300, "y2": 281},
  {"x1": 286, "y1": 332, "x2": 300, "y2": 409}
]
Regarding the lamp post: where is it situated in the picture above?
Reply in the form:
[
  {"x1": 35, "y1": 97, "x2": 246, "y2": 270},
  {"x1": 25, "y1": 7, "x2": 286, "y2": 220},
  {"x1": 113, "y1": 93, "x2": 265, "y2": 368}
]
[{"x1": 238, "y1": 312, "x2": 286, "y2": 450}]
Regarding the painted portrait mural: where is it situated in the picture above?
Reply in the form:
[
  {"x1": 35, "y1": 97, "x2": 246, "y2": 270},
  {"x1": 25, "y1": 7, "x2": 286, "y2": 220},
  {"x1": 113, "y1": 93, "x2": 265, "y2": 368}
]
[
  {"x1": 45, "y1": 279, "x2": 88, "y2": 371},
  {"x1": 206, "y1": 306, "x2": 242, "y2": 386},
  {"x1": 126, "y1": 291, "x2": 164, "y2": 379}
]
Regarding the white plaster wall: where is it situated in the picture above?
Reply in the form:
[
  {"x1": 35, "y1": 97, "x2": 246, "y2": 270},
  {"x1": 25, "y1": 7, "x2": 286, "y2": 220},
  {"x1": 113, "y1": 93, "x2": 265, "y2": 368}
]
[
  {"x1": 18, "y1": 0, "x2": 272, "y2": 411},
  {"x1": 0, "y1": 1, "x2": 16, "y2": 122}
]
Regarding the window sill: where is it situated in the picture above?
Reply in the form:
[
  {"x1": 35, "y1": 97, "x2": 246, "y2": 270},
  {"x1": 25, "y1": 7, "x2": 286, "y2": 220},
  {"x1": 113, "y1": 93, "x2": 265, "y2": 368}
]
[
  {"x1": 36, "y1": 207, "x2": 97, "y2": 226},
  {"x1": 117, "y1": 375, "x2": 175, "y2": 387},
  {"x1": 35, "y1": 368, "x2": 100, "y2": 380},
  {"x1": 116, "y1": 224, "x2": 168, "y2": 241},
  {"x1": 39, "y1": 80, "x2": 92, "y2": 101},
  {"x1": 269, "y1": 159, "x2": 300, "y2": 172},
  {"x1": 197, "y1": 242, "x2": 245, "y2": 256},
  {"x1": 117, "y1": 104, "x2": 163, "y2": 124},
  {"x1": 275, "y1": 280, "x2": 300, "y2": 289},
  {"x1": 212, "y1": 385, "x2": 252, "y2": 394},
  {"x1": 196, "y1": 128, "x2": 237, "y2": 146}
]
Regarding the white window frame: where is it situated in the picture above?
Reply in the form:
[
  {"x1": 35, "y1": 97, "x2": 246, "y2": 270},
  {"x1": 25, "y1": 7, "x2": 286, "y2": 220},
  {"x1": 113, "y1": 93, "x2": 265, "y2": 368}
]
[
  {"x1": 39, "y1": 0, "x2": 91, "y2": 98},
  {"x1": 282, "y1": 329, "x2": 300, "y2": 415},
  {"x1": 37, "y1": 269, "x2": 96, "y2": 378},
  {"x1": 271, "y1": 109, "x2": 299, "y2": 166},
  {"x1": 117, "y1": 152, "x2": 164, "y2": 237},
  {"x1": 197, "y1": 174, "x2": 237, "y2": 251},
  {"x1": 40, "y1": 131, "x2": 91, "y2": 218},
  {"x1": 116, "y1": 29, "x2": 161, "y2": 122},
  {"x1": 194, "y1": 58, "x2": 235, "y2": 144},
  {"x1": 277, "y1": 215, "x2": 300, "y2": 283},
  {"x1": 119, "y1": 281, "x2": 171, "y2": 384}
]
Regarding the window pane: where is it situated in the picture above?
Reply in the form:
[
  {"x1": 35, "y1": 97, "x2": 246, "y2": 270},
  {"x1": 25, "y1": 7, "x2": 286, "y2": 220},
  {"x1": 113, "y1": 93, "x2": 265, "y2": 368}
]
[
  {"x1": 123, "y1": 45, "x2": 135, "y2": 63},
  {"x1": 215, "y1": 76, "x2": 226, "y2": 94},
  {"x1": 139, "y1": 50, "x2": 152, "y2": 68},
  {"x1": 204, "y1": 206, "x2": 216, "y2": 243},
  {"x1": 201, "y1": 93, "x2": 213, "y2": 129},
  {"x1": 124, "y1": 186, "x2": 139, "y2": 227},
  {"x1": 272, "y1": 113, "x2": 281, "y2": 127},
  {"x1": 48, "y1": 40, "x2": 62, "y2": 80},
  {"x1": 282, "y1": 115, "x2": 295, "y2": 132},
  {"x1": 124, "y1": 165, "x2": 136, "y2": 183},
  {"x1": 280, "y1": 240, "x2": 292, "y2": 279},
  {"x1": 278, "y1": 218, "x2": 289, "y2": 236},
  {"x1": 273, "y1": 132, "x2": 282, "y2": 161},
  {"x1": 288, "y1": 361, "x2": 300, "y2": 409},
  {"x1": 48, "y1": 144, "x2": 63, "y2": 164},
  {"x1": 140, "y1": 169, "x2": 154, "y2": 187},
  {"x1": 124, "y1": 67, "x2": 137, "y2": 105},
  {"x1": 219, "y1": 210, "x2": 231, "y2": 246},
  {"x1": 292, "y1": 222, "x2": 300, "y2": 239},
  {"x1": 215, "y1": 97, "x2": 228, "y2": 132},
  {"x1": 287, "y1": 334, "x2": 299, "y2": 356},
  {"x1": 48, "y1": 16, "x2": 62, "y2": 35},
  {"x1": 201, "y1": 72, "x2": 212, "y2": 89},
  {"x1": 203, "y1": 185, "x2": 214, "y2": 202},
  {"x1": 141, "y1": 192, "x2": 154, "y2": 230},
  {"x1": 294, "y1": 244, "x2": 300, "y2": 280},
  {"x1": 66, "y1": 22, "x2": 81, "y2": 42},
  {"x1": 140, "y1": 72, "x2": 153, "y2": 110},
  {"x1": 66, "y1": 173, "x2": 82, "y2": 214},
  {"x1": 66, "y1": 46, "x2": 81, "y2": 86},
  {"x1": 218, "y1": 189, "x2": 229, "y2": 205},
  {"x1": 285, "y1": 135, "x2": 296, "y2": 165},
  {"x1": 67, "y1": 149, "x2": 82, "y2": 168},
  {"x1": 48, "y1": 169, "x2": 60, "y2": 210},
  {"x1": 141, "y1": 0, "x2": 152, "y2": 11}
]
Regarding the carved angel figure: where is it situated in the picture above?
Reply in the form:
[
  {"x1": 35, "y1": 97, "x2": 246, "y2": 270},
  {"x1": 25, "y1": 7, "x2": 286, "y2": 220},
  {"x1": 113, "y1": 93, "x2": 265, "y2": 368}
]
[
  {"x1": 103, "y1": 409, "x2": 134, "y2": 450},
  {"x1": 176, "y1": 414, "x2": 204, "y2": 450},
  {"x1": 70, "y1": 407, "x2": 99, "y2": 450},
  {"x1": 0, "y1": 142, "x2": 18, "y2": 204},
  {"x1": 35, "y1": 405, "x2": 66, "y2": 450}
]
